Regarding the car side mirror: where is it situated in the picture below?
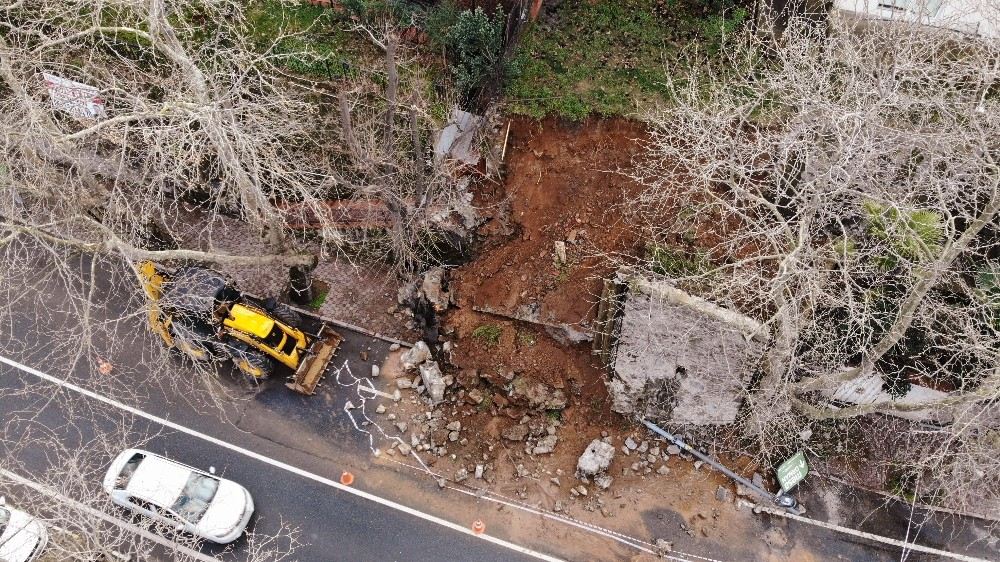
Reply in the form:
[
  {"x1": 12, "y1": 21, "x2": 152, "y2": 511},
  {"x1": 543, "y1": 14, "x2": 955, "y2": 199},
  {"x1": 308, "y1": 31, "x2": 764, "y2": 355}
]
[{"x1": 209, "y1": 466, "x2": 216, "y2": 475}]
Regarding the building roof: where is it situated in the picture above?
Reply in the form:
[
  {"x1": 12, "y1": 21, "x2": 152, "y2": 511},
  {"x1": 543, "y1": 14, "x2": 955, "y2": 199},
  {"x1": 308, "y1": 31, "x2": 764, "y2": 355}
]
[{"x1": 833, "y1": 0, "x2": 1000, "y2": 39}]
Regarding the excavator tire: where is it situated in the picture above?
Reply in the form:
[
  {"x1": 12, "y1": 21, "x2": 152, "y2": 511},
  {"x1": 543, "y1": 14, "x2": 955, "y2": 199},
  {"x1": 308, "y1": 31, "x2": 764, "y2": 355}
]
[
  {"x1": 271, "y1": 303, "x2": 302, "y2": 327},
  {"x1": 230, "y1": 343, "x2": 275, "y2": 381},
  {"x1": 172, "y1": 324, "x2": 214, "y2": 363}
]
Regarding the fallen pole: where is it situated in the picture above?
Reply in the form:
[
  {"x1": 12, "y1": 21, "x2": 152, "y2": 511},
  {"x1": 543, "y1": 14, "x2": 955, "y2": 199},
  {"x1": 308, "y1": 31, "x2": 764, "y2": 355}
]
[{"x1": 640, "y1": 419, "x2": 801, "y2": 514}]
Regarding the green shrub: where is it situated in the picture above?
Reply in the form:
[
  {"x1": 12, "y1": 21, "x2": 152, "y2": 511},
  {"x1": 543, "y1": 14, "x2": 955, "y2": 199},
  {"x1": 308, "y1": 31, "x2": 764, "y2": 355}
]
[{"x1": 445, "y1": 6, "x2": 506, "y2": 99}]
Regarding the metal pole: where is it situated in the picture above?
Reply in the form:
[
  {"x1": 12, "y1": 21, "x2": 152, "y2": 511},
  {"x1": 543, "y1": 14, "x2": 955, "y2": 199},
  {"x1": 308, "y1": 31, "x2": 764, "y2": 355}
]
[{"x1": 641, "y1": 419, "x2": 801, "y2": 514}]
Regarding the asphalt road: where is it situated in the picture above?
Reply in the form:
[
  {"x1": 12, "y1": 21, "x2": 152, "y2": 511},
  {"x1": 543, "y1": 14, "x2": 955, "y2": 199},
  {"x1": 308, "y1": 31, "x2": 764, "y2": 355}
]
[
  {"x1": 0, "y1": 366, "x2": 542, "y2": 562},
  {"x1": 0, "y1": 256, "x2": 560, "y2": 562}
]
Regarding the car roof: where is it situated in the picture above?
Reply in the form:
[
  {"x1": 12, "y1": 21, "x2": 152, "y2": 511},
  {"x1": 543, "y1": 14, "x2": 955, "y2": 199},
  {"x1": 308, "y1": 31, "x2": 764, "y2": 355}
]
[{"x1": 125, "y1": 454, "x2": 195, "y2": 508}]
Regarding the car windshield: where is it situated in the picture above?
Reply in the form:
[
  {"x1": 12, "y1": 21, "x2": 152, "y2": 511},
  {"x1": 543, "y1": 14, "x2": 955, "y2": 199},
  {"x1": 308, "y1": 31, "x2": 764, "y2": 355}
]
[
  {"x1": 0, "y1": 506, "x2": 9, "y2": 535},
  {"x1": 171, "y1": 473, "x2": 219, "y2": 524},
  {"x1": 116, "y1": 452, "x2": 145, "y2": 490}
]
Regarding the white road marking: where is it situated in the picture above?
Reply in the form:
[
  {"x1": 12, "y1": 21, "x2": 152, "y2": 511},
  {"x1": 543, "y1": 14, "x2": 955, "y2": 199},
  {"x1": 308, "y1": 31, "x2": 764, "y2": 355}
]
[
  {"x1": 0, "y1": 467, "x2": 217, "y2": 562},
  {"x1": 0, "y1": 354, "x2": 562, "y2": 562}
]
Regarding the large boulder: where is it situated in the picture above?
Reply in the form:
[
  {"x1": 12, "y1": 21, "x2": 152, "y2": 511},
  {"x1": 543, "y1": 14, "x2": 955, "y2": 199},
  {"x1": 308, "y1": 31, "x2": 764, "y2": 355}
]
[
  {"x1": 419, "y1": 360, "x2": 447, "y2": 404},
  {"x1": 576, "y1": 439, "x2": 616, "y2": 477}
]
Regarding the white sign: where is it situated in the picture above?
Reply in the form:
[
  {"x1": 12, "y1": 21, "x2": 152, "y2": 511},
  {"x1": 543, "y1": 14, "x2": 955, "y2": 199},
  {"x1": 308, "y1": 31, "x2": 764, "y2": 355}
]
[{"x1": 42, "y1": 73, "x2": 105, "y2": 119}]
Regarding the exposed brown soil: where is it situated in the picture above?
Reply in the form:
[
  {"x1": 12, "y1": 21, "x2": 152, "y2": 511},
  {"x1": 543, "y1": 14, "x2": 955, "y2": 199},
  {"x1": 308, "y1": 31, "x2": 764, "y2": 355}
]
[
  {"x1": 451, "y1": 117, "x2": 650, "y2": 329},
  {"x1": 362, "y1": 117, "x2": 819, "y2": 560}
]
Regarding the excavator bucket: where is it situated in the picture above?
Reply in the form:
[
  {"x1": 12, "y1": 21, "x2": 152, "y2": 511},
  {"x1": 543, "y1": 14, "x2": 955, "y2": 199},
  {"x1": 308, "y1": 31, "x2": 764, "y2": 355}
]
[{"x1": 286, "y1": 324, "x2": 342, "y2": 395}]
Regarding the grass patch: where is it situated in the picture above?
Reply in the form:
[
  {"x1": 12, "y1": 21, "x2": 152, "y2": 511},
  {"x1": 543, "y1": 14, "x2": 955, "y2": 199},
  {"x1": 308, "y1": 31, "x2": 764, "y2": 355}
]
[
  {"x1": 516, "y1": 329, "x2": 537, "y2": 347},
  {"x1": 546, "y1": 409, "x2": 562, "y2": 423},
  {"x1": 506, "y1": 0, "x2": 747, "y2": 119},
  {"x1": 647, "y1": 244, "x2": 709, "y2": 277},
  {"x1": 309, "y1": 289, "x2": 329, "y2": 309},
  {"x1": 472, "y1": 324, "x2": 503, "y2": 346},
  {"x1": 245, "y1": 0, "x2": 365, "y2": 78}
]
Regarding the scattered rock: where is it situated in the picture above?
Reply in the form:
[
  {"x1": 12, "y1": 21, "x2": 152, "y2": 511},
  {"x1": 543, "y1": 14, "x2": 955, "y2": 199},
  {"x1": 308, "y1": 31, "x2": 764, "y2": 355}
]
[
  {"x1": 625, "y1": 437, "x2": 638, "y2": 450},
  {"x1": 595, "y1": 474, "x2": 613, "y2": 490},
  {"x1": 694, "y1": 460, "x2": 704, "y2": 470},
  {"x1": 646, "y1": 454, "x2": 658, "y2": 464},
  {"x1": 532, "y1": 434, "x2": 558, "y2": 455},
  {"x1": 655, "y1": 539, "x2": 673, "y2": 556},
  {"x1": 509, "y1": 377, "x2": 568, "y2": 410},
  {"x1": 395, "y1": 422, "x2": 408, "y2": 433},
  {"x1": 475, "y1": 464, "x2": 484, "y2": 479},
  {"x1": 503, "y1": 423, "x2": 530, "y2": 442},
  {"x1": 344, "y1": 400, "x2": 356, "y2": 410},
  {"x1": 466, "y1": 388, "x2": 485, "y2": 405},
  {"x1": 638, "y1": 441, "x2": 649, "y2": 453},
  {"x1": 554, "y1": 240, "x2": 568, "y2": 264},
  {"x1": 389, "y1": 343, "x2": 401, "y2": 352},
  {"x1": 657, "y1": 465, "x2": 670, "y2": 475},
  {"x1": 396, "y1": 378, "x2": 412, "y2": 389},
  {"x1": 650, "y1": 446, "x2": 660, "y2": 456},
  {"x1": 419, "y1": 361, "x2": 447, "y2": 404},
  {"x1": 401, "y1": 341, "x2": 432, "y2": 370},
  {"x1": 666, "y1": 445, "x2": 681, "y2": 455},
  {"x1": 550, "y1": 477, "x2": 561, "y2": 487},
  {"x1": 715, "y1": 486, "x2": 732, "y2": 503},
  {"x1": 575, "y1": 485, "x2": 588, "y2": 496},
  {"x1": 387, "y1": 413, "x2": 397, "y2": 421},
  {"x1": 398, "y1": 443, "x2": 412, "y2": 455},
  {"x1": 799, "y1": 428, "x2": 813, "y2": 441},
  {"x1": 375, "y1": 404, "x2": 386, "y2": 414},
  {"x1": 576, "y1": 439, "x2": 616, "y2": 477},
  {"x1": 446, "y1": 421, "x2": 462, "y2": 431},
  {"x1": 448, "y1": 431, "x2": 460, "y2": 442},
  {"x1": 454, "y1": 468, "x2": 469, "y2": 482},
  {"x1": 553, "y1": 500, "x2": 564, "y2": 512}
]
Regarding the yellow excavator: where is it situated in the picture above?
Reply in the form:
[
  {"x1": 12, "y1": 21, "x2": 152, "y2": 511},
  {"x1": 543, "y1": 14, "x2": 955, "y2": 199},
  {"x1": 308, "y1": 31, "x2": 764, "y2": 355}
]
[{"x1": 138, "y1": 261, "x2": 341, "y2": 394}]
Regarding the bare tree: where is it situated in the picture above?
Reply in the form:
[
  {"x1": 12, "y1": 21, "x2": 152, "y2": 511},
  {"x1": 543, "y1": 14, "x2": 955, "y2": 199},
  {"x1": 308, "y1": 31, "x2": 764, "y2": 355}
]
[
  {"x1": 628, "y1": 14, "x2": 1000, "y2": 516},
  {"x1": 0, "y1": 2, "x2": 474, "y2": 405}
]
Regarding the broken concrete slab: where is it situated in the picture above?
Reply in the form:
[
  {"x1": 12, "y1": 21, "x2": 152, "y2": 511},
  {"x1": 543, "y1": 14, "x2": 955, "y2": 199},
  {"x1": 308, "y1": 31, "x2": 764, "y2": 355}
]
[
  {"x1": 419, "y1": 360, "x2": 447, "y2": 404},
  {"x1": 420, "y1": 267, "x2": 451, "y2": 312},
  {"x1": 433, "y1": 108, "x2": 483, "y2": 166},
  {"x1": 402, "y1": 341, "x2": 432, "y2": 370}
]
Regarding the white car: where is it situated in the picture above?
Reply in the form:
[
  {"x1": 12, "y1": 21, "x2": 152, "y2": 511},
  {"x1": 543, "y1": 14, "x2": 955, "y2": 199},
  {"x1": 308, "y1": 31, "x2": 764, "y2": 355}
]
[
  {"x1": 0, "y1": 500, "x2": 48, "y2": 562},
  {"x1": 103, "y1": 449, "x2": 254, "y2": 544}
]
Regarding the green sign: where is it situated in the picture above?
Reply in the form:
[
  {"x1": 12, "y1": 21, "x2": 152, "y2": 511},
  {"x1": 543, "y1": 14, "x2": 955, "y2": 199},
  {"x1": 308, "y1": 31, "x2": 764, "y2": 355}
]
[{"x1": 776, "y1": 451, "x2": 809, "y2": 492}]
